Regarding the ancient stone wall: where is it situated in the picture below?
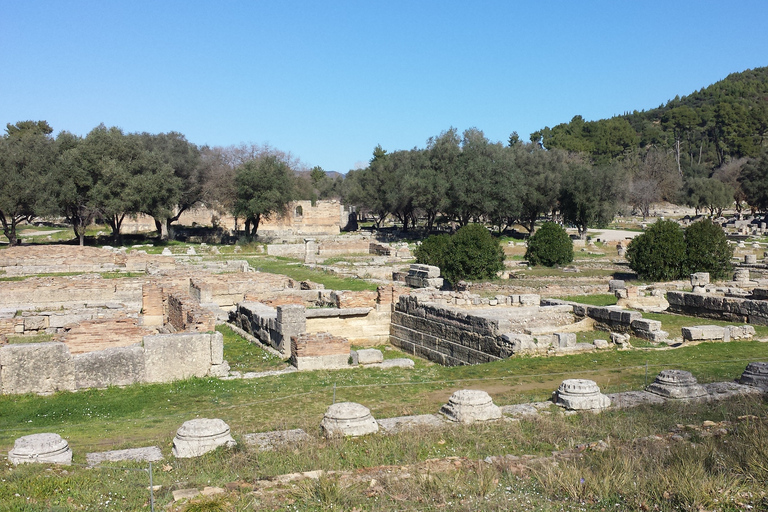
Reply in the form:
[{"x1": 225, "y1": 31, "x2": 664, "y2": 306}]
[
  {"x1": 190, "y1": 272, "x2": 296, "y2": 308},
  {"x1": 291, "y1": 332, "x2": 350, "y2": 370},
  {"x1": 121, "y1": 200, "x2": 344, "y2": 237},
  {"x1": 0, "y1": 332, "x2": 224, "y2": 394},
  {"x1": 166, "y1": 293, "x2": 216, "y2": 333},
  {"x1": 305, "y1": 308, "x2": 391, "y2": 346},
  {"x1": 666, "y1": 291, "x2": 768, "y2": 324},
  {"x1": 389, "y1": 295, "x2": 575, "y2": 366},
  {"x1": 543, "y1": 299, "x2": 668, "y2": 341},
  {"x1": 0, "y1": 277, "x2": 144, "y2": 310}
]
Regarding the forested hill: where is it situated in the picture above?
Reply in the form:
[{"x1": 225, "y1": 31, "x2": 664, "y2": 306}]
[{"x1": 531, "y1": 66, "x2": 768, "y2": 174}]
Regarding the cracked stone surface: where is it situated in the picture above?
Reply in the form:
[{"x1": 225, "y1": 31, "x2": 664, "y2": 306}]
[{"x1": 243, "y1": 429, "x2": 311, "y2": 451}]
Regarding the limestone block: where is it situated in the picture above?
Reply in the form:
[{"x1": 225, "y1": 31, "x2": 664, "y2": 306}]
[
  {"x1": 409, "y1": 264, "x2": 441, "y2": 278},
  {"x1": 738, "y1": 362, "x2": 768, "y2": 390},
  {"x1": 355, "y1": 348, "x2": 383, "y2": 365},
  {"x1": 86, "y1": 446, "x2": 162, "y2": 465},
  {"x1": 321, "y1": 402, "x2": 379, "y2": 437},
  {"x1": 690, "y1": 272, "x2": 710, "y2": 287},
  {"x1": 74, "y1": 345, "x2": 145, "y2": 389},
  {"x1": 555, "y1": 332, "x2": 576, "y2": 348},
  {"x1": 608, "y1": 280, "x2": 626, "y2": 292},
  {"x1": 143, "y1": 333, "x2": 213, "y2": 383},
  {"x1": 631, "y1": 319, "x2": 661, "y2": 332},
  {"x1": 243, "y1": 429, "x2": 311, "y2": 451},
  {"x1": 9, "y1": 433, "x2": 72, "y2": 465},
  {"x1": 439, "y1": 389, "x2": 502, "y2": 423},
  {"x1": 646, "y1": 370, "x2": 708, "y2": 399},
  {"x1": 610, "y1": 332, "x2": 631, "y2": 346},
  {"x1": 0, "y1": 342, "x2": 75, "y2": 394},
  {"x1": 728, "y1": 325, "x2": 755, "y2": 340},
  {"x1": 518, "y1": 294, "x2": 540, "y2": 306},
  {"x1": 745, "y1": 254, "x2": 757, "y2": 264},
  {"x1": 554, "y1": 379, "x2": 611, "y2": 411},
  {"x1": 172, "y1": 418, "x2": 236, "y2": 458},
  {"x1": 23, "y1": 316, "x2": 48, "y2": 331},
  {"x1": 161, "y1": 248, "x2": 173, "y2": 256},
  {"x1": 210, "y1": 331, "x2": 224, "y2": 365},
  {"x1": 377, "y1": 414, "x2": 446, "y2": 433},
  {"x1": 593, "y1": 339, "x2": 609, "y2": 349},
  {"x1": 681, "y1": 325, "x2": 727, "y2": 342},
  {"x1": 378, "y1": 358, "x2": 415, "y2": 369},
  {"x1": 208, "y1": 361, "x2": 230, "y2": 377}
]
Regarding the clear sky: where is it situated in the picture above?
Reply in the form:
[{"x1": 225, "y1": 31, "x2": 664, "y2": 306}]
[{"x1": 2, "y1": 1, "x2": 767, "y2": 173}]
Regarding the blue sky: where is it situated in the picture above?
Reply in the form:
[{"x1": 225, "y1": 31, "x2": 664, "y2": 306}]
[{"x1": 2, "y1": 1, "x2": 767, "y2": 173}]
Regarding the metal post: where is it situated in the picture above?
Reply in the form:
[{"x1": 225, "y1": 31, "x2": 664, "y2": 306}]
[{"x1": 149, "y1": 461, "x2": 155, "y2": 512}]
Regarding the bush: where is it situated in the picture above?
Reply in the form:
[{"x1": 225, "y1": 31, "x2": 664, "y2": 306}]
[
  {"x1": 626, "y1": 220, "x2": 686, "y2": 281},
  {"x1": 415, "y1": 224, "x2": 504, "y2": 284},
  {"x1": 525, "y1": 222, "x2": 573, "y2": 267},
  {"x1": 413, "y1": 233, "x2": 451, "y2": 271},
  {"x1": 683, "y1": 218, "x2": 733, "y2": 279}
]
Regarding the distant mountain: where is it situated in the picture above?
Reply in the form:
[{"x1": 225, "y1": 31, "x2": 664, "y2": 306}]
[{"x1": 532, "y1": 66, "x2": 768, "y2": 175}]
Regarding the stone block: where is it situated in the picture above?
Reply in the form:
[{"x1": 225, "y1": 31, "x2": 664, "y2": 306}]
[
  {"x1": 439, "y1": 389, "x2": 502, "y2": 423},
  {"x1": 210, "y1": 331, "x2": 224, "y2": 365},
  {"x1": 608, "y1": 280, "x2": 626, "y2": 292},
  {"x1": 86, "y1": 446, "x2": 163, "y2": 465},
  {"x1": 0, "y1": 342, "x2": 75, "y2": 394},
  {"x1": 745, "y1": 254, "x2": 757, "y2": 264},
  {"x1": 74, "y1": 345, "x2": 145, "y2": 389},
  {"x1": 518, "y1": 294, "x2": 540, "y2": 306},
  {"x1": 593, "y1": 339, "x2": 609, "y2": 349},
  {"x1": 378, "y1": 358, "x2": 415, "y2": 369},
  {"x1": 631, "y1": 319, "x2": 661, "y2": 332},
  {"x1": 9, "y1": 433, "x2": 72, "y2": 465},
  {"x1": 321, "y1": 402, "x2": 378, "y2": 437},
  {"x1": 355, "y1": 348, "x2": 383, "y2": 365},
  {"x1": 555, "y1": 332, "x2": 576, "y2": 348},
  {"x1": 690, "y1": 272, "x2": 710, "y2": 287},
  {"x1": 143, "y1": 333, "x2": 213, "y2": 383},
  {"x1": 172, "y1": 418, "x2": 236, "y2": 458},
  {"x1": 243, "y1": 429, "x2": 311, "y2": 451},
  {"x1": 554, "y1": 379, "x2": 610, "y2": 410},
  {"x1": 728, "y1": 325, "x2": 755, "y2": 340},
  {"x1": 681, "y1": 325, "x2": 727, "y2": 341},
  {"x1": 610, "y1": 332, "x2": 631, "y2": 346},
  {"x1": 208, "y1": 361, "x2": 230, "y2": 377}
]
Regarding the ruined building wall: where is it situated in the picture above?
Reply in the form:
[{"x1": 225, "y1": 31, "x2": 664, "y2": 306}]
[
  {"x1": 0, "y1": 332, "x2": 225, "y2": 395},
  {"x1": 389, "y1": 295, "x2": 575, "y2": 366},
  {"x1": 666, "y1": 291, "x2": 768, "y2": 324}
]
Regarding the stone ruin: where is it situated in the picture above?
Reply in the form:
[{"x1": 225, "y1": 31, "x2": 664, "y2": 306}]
[
  {"x1": 554, "y1": 379, "x2": 611, "y2": 411},
  {"x1": 172, "y1": 418, "x2": 236, "y2": 458},
  {"x1": 739, "y1": 362, "x2": 768, "y2": 390},
  {"x1": 9, "y1": 433, "x2": 73, "y2": 465},
  {"x1": 320, "y1": 402, "x2": 379, "y2": 437},
  {"x1": 646, "y1": 370, "x2": 708, "y2": 399},
  {"x1": 439, "y1": 389, "x2": 502, "y2": 423}
]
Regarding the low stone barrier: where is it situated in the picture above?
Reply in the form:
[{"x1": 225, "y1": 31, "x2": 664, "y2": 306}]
[
  {"x1": 667, "y1": 291, "x2": 768, "y2": 325},
  {"x1": 0, "y1": 332, "x2": 226, "y2": 394}
]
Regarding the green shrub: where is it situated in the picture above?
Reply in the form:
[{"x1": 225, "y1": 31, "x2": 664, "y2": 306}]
[
  {"x1": 683, "y1": 218, "x2": 733, "y2": 279},
  {"x1": 413, "y1": 233, "x2": 451, "y2": 271},
  {"x1": 415, "y1": 225, "x2": 504, "y2": 284},
  {"x1": 524, "y1": 222, "x2": 574, "y2": 267},
  {"x1": 626, "y1": 220, "x2": 686, "y2": 281}
]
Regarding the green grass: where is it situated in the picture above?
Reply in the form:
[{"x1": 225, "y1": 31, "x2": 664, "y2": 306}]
[
  {"x1": 6, "y1": 334, "x2": 54, "y2": 344},
  {"x1": 216, "y1": 324, "x2": 287, "y2": 373},
  {"x1": 247, "y1": 256, "x2": 378, "y2": 291}
]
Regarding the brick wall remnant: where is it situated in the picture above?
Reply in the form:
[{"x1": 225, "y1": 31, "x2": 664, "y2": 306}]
[{"x1": 291, "y1": 332, "x2": 350, "y2": 371}]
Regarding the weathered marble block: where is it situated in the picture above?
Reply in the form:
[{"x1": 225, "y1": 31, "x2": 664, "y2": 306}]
[
  {"x1": 9, "y1": 433, "x2": 72, "y2": 465},
  {"x1": 86, "y1": 446, "x2": 163, "y2": 466},
  {"x1": 690, "y1": 272, "x2": 710, "y2": 287},
  {"x1": 738, "y1": 362, "x2": 768, "y2": 391},
  {"x1": 646, "y1": 370, "x2": 708, "y2": 399},
  {"x1": 554, "y1": 379, "x2": 611, "y2": 411},
  {"x1": 321, "y1": 402, "x2": 379, "y2": 437},
  {"x1": 355, "y1": 348, "x2": 383, "y2": 365},
  {"x1": 682, "y1": 325, "x2": 728, "y2": 342},
  {"x1": 172, "y1": 418, "x2": 236, "y2": 458},
  {"x1": 439, "y1": 389, "x2": 502, "y2": 423}
]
